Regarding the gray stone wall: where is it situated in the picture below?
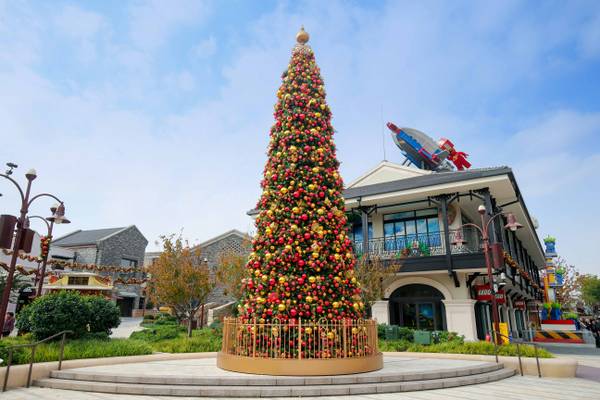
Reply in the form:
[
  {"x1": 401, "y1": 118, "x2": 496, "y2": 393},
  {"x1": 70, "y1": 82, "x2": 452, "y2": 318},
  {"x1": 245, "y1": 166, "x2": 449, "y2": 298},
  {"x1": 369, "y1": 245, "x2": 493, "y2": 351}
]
[
  {"x1": 198, "y1": 232, "x2": 250, "y2": 305},
  {"x1": 98, "y1": 226, "x2": 148, "y2": 267},
  {"x1": 72, "y1": 247, "x2": 98, "y2": 264},
  {"x1": 97, "y1": 226, "x2": 148, "y2": 307}
]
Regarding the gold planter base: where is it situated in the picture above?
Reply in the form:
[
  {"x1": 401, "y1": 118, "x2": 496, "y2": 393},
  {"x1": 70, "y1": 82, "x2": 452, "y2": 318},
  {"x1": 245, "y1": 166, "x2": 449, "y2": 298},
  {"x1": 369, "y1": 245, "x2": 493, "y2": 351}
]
[{"x1": 217, "y1": 352, "x2": 383, "y2": 376}]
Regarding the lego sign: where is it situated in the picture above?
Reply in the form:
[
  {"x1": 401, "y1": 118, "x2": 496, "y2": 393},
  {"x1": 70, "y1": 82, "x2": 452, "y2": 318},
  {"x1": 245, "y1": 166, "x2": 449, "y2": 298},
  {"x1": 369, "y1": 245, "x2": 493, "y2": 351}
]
[
  {"x1": 474, "y1": 284, "x2": 505, "y2": 304},
  {"x1": 513, "y1": 300, "x2": 526, "y2": 310}
]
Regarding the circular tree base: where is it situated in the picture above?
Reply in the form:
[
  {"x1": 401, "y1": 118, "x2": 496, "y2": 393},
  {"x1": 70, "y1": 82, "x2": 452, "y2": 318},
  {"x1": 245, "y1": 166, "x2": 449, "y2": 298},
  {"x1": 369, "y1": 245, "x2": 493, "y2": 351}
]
[{"x1": 217, "y1": 351, "x2": 383, "y2": 376}]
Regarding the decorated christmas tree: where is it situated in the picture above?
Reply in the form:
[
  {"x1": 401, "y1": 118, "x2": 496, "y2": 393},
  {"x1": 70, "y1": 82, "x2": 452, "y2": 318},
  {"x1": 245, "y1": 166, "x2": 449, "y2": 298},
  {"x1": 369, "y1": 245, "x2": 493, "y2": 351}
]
[{"x1": 238, "y1": 27, "x2": 364, "y2": 326}]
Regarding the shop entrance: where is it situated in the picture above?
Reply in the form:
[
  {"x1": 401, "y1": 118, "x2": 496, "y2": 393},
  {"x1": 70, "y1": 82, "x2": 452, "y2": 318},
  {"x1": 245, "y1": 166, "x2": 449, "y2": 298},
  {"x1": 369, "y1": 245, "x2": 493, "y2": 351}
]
[{"x1": 389, "y1": 284, "x2": 446, "y2": 331}]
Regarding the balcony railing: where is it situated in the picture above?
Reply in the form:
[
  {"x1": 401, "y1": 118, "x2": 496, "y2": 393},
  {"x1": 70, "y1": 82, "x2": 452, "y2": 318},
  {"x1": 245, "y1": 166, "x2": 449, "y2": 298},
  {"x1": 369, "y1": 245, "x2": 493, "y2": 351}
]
[{"x1": 352, "y1": 227, "x2": 482, "y2": 259}]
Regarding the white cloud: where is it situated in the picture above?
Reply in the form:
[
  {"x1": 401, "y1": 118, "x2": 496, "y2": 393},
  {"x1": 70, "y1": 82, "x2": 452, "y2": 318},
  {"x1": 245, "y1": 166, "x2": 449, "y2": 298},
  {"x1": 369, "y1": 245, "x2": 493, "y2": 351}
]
[
  {"x1": 0, "y1": 1, "x2": 598, "y2": 274},
  {"x1": 53, "y1": 5, "x2": 106, "y2": 63},
  {"x1": 128, "y1": 0, "x2": 211, "y2": 51},
  {"x1": 192, "y1": 35, "x2": 217, "y2": 59},
  {"x1": 164, "y1": 70, "x2": 196, "y2": 92}
]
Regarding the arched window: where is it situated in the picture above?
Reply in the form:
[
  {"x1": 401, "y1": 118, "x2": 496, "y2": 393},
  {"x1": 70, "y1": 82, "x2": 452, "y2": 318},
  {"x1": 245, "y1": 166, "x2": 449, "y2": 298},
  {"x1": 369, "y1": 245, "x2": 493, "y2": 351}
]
[{"x1": 388, "y1": 284, "x2": 446, "y2": 331}]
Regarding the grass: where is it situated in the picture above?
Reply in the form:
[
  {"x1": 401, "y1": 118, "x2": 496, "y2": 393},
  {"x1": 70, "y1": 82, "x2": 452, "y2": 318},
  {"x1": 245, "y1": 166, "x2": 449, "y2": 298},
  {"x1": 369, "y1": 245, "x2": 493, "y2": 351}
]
[
  {"x1": 0, "y1": 336, "x2": 153, "y2": 366},
  {"x1": 132, "y1": 324, "x2": 222, "y2": 353}
]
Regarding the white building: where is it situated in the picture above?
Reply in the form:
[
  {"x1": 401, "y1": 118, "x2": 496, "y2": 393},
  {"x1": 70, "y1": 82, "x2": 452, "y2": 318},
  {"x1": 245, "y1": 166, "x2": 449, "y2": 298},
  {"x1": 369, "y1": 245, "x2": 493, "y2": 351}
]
[{"x1": 344, "y1": 161, "x2": 544, "y2": 341}]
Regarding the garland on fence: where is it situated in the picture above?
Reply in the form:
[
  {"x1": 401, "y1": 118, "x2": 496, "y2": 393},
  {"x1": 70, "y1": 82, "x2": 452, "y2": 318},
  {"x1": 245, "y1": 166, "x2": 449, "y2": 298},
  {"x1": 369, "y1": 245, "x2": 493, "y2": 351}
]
[
  {"x1": 47, "y1": 258, "x2": 141, "y2": 273},
  {"x1": 1, "y1": 249, "x2": 142, "y2": 274},
  {"x1": 2, "y1": 248, "x2": 42, "y2": 263},
  {"x1": 0, "y1": 260, "x2": 54, "y2": 277},
  {"x1": 503, "y1": 251, "x2": 540, "y2": 290}
]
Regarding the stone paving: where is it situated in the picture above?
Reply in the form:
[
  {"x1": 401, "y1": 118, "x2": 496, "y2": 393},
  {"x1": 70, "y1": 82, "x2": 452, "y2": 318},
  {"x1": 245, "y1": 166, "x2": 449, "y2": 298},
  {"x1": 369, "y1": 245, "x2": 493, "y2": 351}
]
[
  {"x1": 110, "y1": 317, "x2": 144, "y2": 339},
  {"x1": 4, "y1": 375, "x2": 600, "y2": 399},
  {"x1": 43, "y1": 356, "x2": 488, "y2": 379}
]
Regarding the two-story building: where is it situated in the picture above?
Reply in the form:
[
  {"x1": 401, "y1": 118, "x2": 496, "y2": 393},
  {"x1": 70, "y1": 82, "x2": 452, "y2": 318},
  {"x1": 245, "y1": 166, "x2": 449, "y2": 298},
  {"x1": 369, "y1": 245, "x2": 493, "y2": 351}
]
[
  {"x1": 343, "y1": 161, "x2": 544, "y2": 341},
  {"x1": 51, "y1": 225, "x2": 148, "y2": 316}
]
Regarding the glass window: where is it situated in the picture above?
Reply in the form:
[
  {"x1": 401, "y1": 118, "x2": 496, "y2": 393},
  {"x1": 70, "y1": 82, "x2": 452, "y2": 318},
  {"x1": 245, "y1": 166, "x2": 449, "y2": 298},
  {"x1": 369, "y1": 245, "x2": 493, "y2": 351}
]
[
  {"x1": 120, "y1": 258, "x2": 138, "y2": 267},
  {"x1": 68, "y1": 276, "x2": 89, "y2": 286},
  {"x1": 416, "y1": 209, "x2": 438, "y2": 217},
  {"x1": 351, "y1": 223, "x2": 372, "y2": 242}
]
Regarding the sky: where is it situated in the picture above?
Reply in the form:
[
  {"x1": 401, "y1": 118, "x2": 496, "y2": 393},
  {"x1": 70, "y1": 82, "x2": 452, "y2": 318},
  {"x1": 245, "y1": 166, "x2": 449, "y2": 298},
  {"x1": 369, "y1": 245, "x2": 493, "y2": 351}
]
[{"x1": 0, "y1": 0, "x2": 599, "y2": 274}]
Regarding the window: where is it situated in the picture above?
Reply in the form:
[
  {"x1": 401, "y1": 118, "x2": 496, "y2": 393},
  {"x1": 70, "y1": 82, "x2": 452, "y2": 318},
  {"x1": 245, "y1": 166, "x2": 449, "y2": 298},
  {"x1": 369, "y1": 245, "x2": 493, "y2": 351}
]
[
  {"x1": 351, "y1": 223, "x2": 372, "y2": 243},
  {"x1": 383, "y1": 209, "x2": 441, "y2": 251},
  {"x1": 68, "y1": 276, "x2": 89, "y2": 286},
  {"x1": 120, "y1": 258, "x2": 138, "y2": 267}
]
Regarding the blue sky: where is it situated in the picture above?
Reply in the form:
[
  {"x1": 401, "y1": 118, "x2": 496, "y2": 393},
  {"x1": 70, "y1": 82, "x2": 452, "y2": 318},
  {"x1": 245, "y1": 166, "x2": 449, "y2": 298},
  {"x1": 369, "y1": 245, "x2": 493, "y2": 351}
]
[{"x1": 0, "y1": 0, "x2": 599, "y2": 273}]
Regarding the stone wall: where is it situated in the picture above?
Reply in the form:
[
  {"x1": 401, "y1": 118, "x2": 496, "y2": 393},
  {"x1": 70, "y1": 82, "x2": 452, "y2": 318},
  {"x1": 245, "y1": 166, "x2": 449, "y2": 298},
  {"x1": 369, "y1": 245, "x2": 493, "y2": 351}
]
[{"x1": 197, "y1": 231, "x2": 251, "y2": 305}]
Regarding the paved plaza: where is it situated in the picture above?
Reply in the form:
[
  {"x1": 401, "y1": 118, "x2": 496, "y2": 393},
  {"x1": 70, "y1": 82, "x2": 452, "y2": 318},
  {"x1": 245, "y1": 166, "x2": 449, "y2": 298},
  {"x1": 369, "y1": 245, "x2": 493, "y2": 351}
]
[
  {"x1": 3, "y1": 375, "x2": 600, "y2": 399},
  {"x1": 2, "y1": 355, "x2": 600, "y2": 399}
]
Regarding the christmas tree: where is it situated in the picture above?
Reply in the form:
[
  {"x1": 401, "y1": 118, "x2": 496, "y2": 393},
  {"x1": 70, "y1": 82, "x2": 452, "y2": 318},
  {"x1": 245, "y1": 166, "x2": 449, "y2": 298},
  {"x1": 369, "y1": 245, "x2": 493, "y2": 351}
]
[{"x1": 239, "y1": 27, "x2": 364, "y2": 327}]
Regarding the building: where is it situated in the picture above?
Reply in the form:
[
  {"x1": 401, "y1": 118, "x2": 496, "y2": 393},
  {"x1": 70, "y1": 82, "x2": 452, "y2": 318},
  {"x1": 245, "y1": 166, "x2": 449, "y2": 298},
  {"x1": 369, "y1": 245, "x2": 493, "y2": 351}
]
[
  {"x1": 343, "y1": 161, "x2": 544, "y2": 341},
  {"x1": 193, "y1": 229, "x2": 251, "y2": 305},
  {"x1": 51, "y1": 225, "x2": 148, "y2": 316}
]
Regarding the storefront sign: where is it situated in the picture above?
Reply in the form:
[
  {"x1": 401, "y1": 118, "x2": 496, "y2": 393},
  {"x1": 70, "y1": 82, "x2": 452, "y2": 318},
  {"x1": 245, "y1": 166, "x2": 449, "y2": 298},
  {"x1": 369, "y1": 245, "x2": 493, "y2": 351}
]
[
  {"x1": 474, "y1": 284, "x2": 505, "y2": 304},
  {"x1": 513, "y1": 299, "x2": 526, "y2": 310}
]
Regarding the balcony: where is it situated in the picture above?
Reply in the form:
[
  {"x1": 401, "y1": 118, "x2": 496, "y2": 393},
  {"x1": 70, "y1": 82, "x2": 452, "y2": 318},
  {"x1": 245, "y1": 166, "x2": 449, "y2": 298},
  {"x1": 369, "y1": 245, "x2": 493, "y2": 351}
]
[{"x1": 352, "y1": 227, "x2": 483, "y2": 259}]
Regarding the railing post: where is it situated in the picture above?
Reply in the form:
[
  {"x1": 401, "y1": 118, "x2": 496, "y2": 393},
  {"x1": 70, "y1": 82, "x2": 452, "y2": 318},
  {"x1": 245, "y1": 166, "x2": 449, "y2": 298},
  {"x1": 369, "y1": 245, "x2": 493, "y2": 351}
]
[
  {"x1": 2, "y1": 349, "x2": 13, "y2": 392},
  {"x1": 534, "y1": 343, "x2": 541, "y2": 378},
  {"x1": 252, "y1": 318, "x2": 256, "y2": 358},
  {"x1": 516, "y1": 342, "x2": 523, "y2": 376},
  {"x1": 58, "y1": 332, "x2": 67, "y2": 370},
  {"x1": 298, "y1": 318, "x2": 302, "y2": 360},
  {"x1": 26, "y1": 345, "x2": 36, "y2": 387},
  {"x1": 493, "y1": 332, "x2": 499, "y2": 364},
  {"x1": 342, "y1": 319, "x2": 347, "y2": 358}
]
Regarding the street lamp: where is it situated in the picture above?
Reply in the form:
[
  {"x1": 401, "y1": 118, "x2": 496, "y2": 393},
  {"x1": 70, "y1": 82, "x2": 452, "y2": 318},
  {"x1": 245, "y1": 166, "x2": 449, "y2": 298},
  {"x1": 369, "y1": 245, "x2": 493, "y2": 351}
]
[
  {"x1": 0, "y1": 163, "x2": 69, "y2": 328},
  {"x1": 28, "y1": 204, "x2": 71, "y2": 297},
  {"x1": 457, "y1": 205, "x2": 522, "y2": 344}
]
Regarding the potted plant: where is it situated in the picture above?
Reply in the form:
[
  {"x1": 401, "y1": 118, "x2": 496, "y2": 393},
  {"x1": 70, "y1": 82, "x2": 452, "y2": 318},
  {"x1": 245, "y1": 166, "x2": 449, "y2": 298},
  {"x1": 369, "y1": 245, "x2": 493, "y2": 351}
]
[{"x1": 541, "y1": 302, "x2": 552, "y2": 320}]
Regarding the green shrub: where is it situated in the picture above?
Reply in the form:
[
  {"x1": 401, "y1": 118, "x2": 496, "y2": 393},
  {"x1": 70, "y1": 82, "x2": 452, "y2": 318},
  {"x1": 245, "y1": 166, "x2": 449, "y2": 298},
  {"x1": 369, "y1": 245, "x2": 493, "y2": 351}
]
[
  {"x1": 379, "y1": 339, "x2": 412, "y2": 352},
  {"x1": 154, "y1": 314, "x2": 178, "y2": 325},
  {"x1": 143, "y1": 314, "x2": 155, "y2": 321},
  {"x1": 25, "y1": 291, "x2": 91, "y2": 339},
  {"x1": 432, "y1": 331, "x2": 464, "y2": 344},
  {"x1": 16, "y1": 291, "x2": 121, "y2": 340},
  {"x1": 398, "y1": 327, "x2": 414, "y2": 342},
  {"x1": 405, "y1": 341, "x2": 553, "y2": 358},
  {"x1": 15, "y1": 304, "x2": 34, "y2": 334},
  {"x1": 84, "y1": 296, "x2": 121, "y2": 335}
]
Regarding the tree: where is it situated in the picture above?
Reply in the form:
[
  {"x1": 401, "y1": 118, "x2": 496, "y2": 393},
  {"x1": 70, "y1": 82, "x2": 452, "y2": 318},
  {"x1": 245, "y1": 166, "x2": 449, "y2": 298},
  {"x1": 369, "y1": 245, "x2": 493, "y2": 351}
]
[
  {"x1": 581, "y1": 275, "x2": 600, "y2": 310},
  {"x1": 554, "y1": 257, "x2": 584, "y2": 309},
  {"x1": 217, "y1": 250, "x2": 248, "y2": 300},
  {"x1": 0, "y1": 270, "x2": 32, "y2": 303},
  {"x1": 147, "y1": 235, "x2": 215, "y2": 337},
  {"x1": 354, "y1": 256, "x2": 401, "y2": 307},
  {"x1": 239, "y1": 29, "x2": 364, "y2": 327}
]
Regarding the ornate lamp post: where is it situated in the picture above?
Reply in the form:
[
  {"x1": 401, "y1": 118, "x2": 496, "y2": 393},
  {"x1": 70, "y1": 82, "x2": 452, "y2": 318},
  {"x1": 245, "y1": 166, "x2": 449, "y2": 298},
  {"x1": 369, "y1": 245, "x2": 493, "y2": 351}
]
[
  {"x1": 0, "y1": 163, "x2": 69, "y2": 328},
  {"x1": 456, "y1": 205, "x2": 522, "y2": 344},
  {"x1": 28, "y1": 204, "x2": 71, "y2": 297}
]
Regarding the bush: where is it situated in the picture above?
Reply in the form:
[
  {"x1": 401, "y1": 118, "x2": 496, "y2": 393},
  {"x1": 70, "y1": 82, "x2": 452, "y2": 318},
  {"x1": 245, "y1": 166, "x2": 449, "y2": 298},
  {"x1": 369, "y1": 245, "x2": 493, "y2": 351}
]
[
  {"x1": 405, "y1": 341, "x2": 553, "y2": 358},
  {"x1": 154, "y1": 313, "x2": 178, "y2": 325},
  {"x1": 85, "y1": 296, "x2": 121, "y2": 335},
  {"x1": 143, "y1": 314, "x2": 155, "y2": 321},
  {"x1": 24, "y1": 291, "x2": 90, "y2": 339},
  {"x1": 379, "y1": 339, "x2": 412, "y2": 352},
  {"x1": 16, "y1": 291, "x2": 121, "y2": 340},
  {"x1": 15, "y1": 304, "x2": 35, "y2": 334}
]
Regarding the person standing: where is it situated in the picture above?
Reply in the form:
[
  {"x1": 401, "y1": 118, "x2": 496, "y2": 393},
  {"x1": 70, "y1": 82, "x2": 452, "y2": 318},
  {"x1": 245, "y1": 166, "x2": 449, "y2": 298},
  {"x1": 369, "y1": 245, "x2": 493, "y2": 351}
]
[{"x1": 2, "y1": 312, "x2": 15, "y2": 338}]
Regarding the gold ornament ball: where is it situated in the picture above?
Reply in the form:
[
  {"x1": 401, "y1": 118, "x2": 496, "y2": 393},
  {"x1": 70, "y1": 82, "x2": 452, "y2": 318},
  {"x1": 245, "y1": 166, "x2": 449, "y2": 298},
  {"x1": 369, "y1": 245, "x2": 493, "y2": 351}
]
[{"x1": 296, "y1": 26, "x2": 309, "y2": 44}]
